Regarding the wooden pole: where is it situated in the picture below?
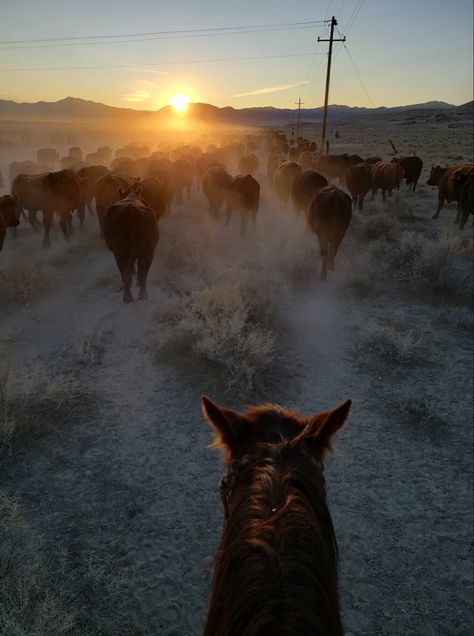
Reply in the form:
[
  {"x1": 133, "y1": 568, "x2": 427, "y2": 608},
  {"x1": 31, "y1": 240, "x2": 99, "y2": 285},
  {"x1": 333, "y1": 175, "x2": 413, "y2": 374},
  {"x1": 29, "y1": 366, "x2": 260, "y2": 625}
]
[{"x1": 318, "y1": 17, "x2": 345, "y2": 154}]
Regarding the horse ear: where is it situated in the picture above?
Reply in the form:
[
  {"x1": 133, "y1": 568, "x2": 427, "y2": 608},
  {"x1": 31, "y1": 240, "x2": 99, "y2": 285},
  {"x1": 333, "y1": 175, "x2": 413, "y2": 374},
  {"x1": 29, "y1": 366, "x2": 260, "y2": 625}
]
[
  {"x1": 314, "y1": 399, "x2": 352, "y2": 449},
  {"x1": 202, "y1": 396, "x2": 247, "y2": 456},
  {"x1": 293, "y1": 399, "x2": 352, "y2": 452}
]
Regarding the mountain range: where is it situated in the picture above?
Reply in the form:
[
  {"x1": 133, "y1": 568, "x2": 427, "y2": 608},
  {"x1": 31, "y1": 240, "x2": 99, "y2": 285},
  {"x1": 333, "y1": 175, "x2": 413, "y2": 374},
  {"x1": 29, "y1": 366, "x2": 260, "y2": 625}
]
[{"x1": 0, "y1": 96, "x2": 470, "y2": 127}]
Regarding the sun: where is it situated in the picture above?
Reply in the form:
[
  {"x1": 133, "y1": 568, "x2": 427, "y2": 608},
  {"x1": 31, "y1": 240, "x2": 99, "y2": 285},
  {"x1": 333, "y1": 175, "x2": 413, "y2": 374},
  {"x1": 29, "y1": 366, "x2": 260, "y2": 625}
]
[{"x1": 169, "y1": 93, "x2": 190, "y2": 113}]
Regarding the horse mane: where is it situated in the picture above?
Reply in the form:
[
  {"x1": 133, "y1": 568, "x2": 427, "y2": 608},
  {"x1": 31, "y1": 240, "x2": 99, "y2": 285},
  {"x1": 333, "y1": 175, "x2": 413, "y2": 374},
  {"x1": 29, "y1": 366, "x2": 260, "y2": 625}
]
[{"x1": 205, "y1": 411, "x2": 343, "y2": 636}]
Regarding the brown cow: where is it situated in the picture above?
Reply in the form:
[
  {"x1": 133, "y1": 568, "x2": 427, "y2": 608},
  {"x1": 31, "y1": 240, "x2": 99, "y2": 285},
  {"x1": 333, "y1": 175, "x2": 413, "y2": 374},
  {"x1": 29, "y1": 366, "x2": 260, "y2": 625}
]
[
  {"x1": 238, "y1": 154, "x2": 259, "y2": 176},
  {"x1": 0, "y1": 195, "x2": 19, "y2": 253},
  {"x1": 427, "y1": 164, "x2": 474, "y2": 218},
  {"x1": 453, "y1": 171, "x2": 474, "y2": 230},
  {"x1": 104, "y1": 189, "x2": 159, "y2": 303},
  {"x1": 314, "y1": 154, "x2": 364, "y2": 188},
  {"x1": 111, "y1": 157, "x2": 139, "y2": 177},
  {"x1": 266, "y1": 154, "x2": 283, "y2": 184},
  {"x1": 225, "y1": 175, "x2": 260, "y2": 236},
  {"x1": 42, "y1": 170, "x2": 84, "y2": 247},
  {"x1": 139, "y1": 178, "x2": 170, "y2": 221},
  {"x1": 9, "y1": 160, "x2": 48, "y2": 185},
  {"x1": 371, "y1": 161, "x2": 404, "y2": 201},
  {"x1": 77, "y1": 165, "x2": 109, "y2": 214},
  {"x1": 307, "y1": 186, "x2": 352, "y2": 280},
  {"x1": 36, "y1": 148, "x2": 59, "y2": 170},
  {"x1": 11, "y1": 173, "x2": 47, "y2": 231},
  {"x1": 346, "y1": 163, "x2": 373, "y2": 209},
  {"x1": 291, "y1": 170, "x2": 328, "y2": 216},
  {"x1": 391, "y1": 155, "x2": 423, "y2": 192},
  {"x1": 60, "y1": 156, "x2": 88, "y2": 171},
  {"x1": 202, "y1": 166, "x2": 232, "y2": 219},
  {"x1": 97, "y1": 146, "x2": 112, "y2": 166},
  {"x1": 298, "y1": 150, "x2": 319, "y2": 171},
  {"x1": 170, "y1": 159, "x2": 193, "y2": 204},
  {"x1": 95, "y1": 172, "x2": 135, "y2": 235},
  {"x1": 69, "y1": 147, "x2": 83, "y2": 160},
  {"x1": 274, "y1": 161, "x2": 302, "y2": 206}
]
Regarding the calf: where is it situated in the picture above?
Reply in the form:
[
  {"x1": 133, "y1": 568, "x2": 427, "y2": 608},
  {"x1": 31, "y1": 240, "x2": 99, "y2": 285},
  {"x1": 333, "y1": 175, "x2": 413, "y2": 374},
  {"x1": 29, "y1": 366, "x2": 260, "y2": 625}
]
[
  {"x1": 307, "y1": 186, "x2": 352, "y2": 280},
  {"x1": 104, "y1": 190, "x2": 159, "y2": 303}
]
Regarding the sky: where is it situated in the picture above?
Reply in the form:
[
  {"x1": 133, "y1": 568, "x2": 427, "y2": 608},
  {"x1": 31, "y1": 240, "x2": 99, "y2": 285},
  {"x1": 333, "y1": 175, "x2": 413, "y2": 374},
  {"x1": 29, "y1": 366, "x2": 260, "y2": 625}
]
[{"x1": 0, "y1": 0, "x2": 472, "y2": 111}]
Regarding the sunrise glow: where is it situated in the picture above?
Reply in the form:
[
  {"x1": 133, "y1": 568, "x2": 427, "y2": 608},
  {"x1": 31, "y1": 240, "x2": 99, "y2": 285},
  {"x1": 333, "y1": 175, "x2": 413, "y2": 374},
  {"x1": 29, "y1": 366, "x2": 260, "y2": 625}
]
[{"x1": 169, "y1": 93, "x2": 190, "y2": 113}]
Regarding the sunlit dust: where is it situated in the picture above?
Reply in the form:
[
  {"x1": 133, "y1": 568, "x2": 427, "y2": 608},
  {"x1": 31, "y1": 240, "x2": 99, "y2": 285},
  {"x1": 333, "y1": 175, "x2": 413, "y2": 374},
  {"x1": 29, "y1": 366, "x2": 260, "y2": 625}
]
[{"x1": 169, "y1": 93, "x2": 190, "y2": 113}]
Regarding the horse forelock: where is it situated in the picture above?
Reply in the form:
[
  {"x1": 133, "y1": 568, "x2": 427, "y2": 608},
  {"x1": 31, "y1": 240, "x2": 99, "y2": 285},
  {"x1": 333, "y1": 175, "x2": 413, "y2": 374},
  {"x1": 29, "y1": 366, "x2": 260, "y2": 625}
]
[{"x1": 205, "y1": 441, "x2": 342, "y2": 636}]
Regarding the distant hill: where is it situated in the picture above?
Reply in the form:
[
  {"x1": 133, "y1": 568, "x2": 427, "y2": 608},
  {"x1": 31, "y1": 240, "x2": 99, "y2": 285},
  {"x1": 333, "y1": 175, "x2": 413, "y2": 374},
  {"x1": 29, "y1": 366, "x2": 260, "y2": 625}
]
[{"x1": 0, "y1": 96, "x2": 459, "y2": 127}]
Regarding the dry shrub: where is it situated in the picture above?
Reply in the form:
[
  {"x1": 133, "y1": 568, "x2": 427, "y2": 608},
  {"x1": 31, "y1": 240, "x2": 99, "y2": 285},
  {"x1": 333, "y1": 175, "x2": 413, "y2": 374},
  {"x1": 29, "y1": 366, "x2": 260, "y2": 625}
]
[
  {"x1": 351, "y1": 316, "x2": 422, "y2": 367},
  {"x1": 0, "y1": 492, "x2": 127, "y2": 635},
  {"x1": 0, "y1": 257, "x2": 52, "y2": 305},
  {"x1": 154, "y1": 268, "x2": 284, "y2": 390},
  {"x1": 359, "y1": 211, "x2": 395, "y2": 240},
  {"x1": 343, "y1": 230, "x2": 472, "y2": 295},
  {"x1": 0, "y1": 361, "x2": 94, "y2": 455}
]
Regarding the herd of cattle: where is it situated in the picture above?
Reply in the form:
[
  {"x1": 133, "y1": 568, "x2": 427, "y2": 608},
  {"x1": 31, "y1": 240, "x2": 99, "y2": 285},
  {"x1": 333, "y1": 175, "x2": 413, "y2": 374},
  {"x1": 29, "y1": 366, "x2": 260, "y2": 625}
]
[{"x1": 0, "y1": 131, "x2": 473, "y2": 301}]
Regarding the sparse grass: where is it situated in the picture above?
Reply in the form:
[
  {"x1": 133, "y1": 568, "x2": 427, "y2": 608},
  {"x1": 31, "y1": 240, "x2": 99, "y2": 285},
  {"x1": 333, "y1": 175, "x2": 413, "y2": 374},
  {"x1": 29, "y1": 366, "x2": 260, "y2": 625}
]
[
  {"x1": 0, "y1": 257, "x2": 52, "y2": 305},
  {"x1": 75, "y1": 326, "x2": 107, "y2": 366},
  {"x1": 0, "y1": 491, "x2": 128, "y2": 635},
  {"x1": 0, "y1": 360, "x2": 94, "y2": 455},
  {"x1": 343, "y1": 229, "x2": 472, "y2": 297},
  {"x1": 153, "y1": 267, "x2": 284, "y2": 390},
  {"x1": 351, "y1": 315, "x2": 422, "y2": 367}
]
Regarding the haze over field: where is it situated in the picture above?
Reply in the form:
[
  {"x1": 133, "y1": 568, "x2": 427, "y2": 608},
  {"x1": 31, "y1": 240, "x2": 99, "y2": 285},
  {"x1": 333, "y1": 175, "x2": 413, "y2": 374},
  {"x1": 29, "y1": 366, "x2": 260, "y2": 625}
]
[{"x1": 0, "y1": 1, "x2": 473, "y2": 635}]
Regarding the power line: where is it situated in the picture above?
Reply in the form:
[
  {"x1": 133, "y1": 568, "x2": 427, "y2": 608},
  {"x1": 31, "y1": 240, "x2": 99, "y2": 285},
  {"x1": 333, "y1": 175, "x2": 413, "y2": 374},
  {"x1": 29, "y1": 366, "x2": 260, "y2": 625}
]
[
  {"x1": 343, "y1": 0, "x2": 365, "y2": 35},
  {"x1": 0, "y1": 52, "x2": 319, "y2": 73},
  {"x1": 0, "y1": 20, "x2": 328, "y2": 48},
  {"x1": 342, "y1": 43, "x2": 374, "y2": 106},
  {"x1": 0, "y1": 25, "x2": 324, "y2": 51}
]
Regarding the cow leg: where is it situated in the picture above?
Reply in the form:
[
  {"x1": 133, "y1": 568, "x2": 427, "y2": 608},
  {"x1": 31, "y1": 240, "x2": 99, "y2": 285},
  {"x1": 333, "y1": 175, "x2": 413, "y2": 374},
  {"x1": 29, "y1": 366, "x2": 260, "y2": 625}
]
[
  {"x1": 358, "y1": 195, "x2": 364, "y2": 210},
  {"x1": 137, "y1": 253, "x2": 153, "y2": 300},
  {"x1": 43, "y1": 210, "x2": 53, "y2": 248},
  {"x1": 459, "y1": 210, "x2": 469, "y2": 230},
  {"x1": 115, "y1": 254, "x2": 134, "y2": 303},
  {"x1": 225, "y1": 206, "x2": 232, "y2": 227},
  {"x1": 382, "y1": 188, "x2": 386, "y2": 202},
  {"x1": 77, "y1": 202, "x2": 85, "y2": 227},
  {"x1": 432, "y1": 194, "x2": 444, "y2": 219},
  {"x1": 59, "y1": 213, "x2": 70, "y2": 240},
  {"x1": 371, "y1": 188, "x2": 376, "y2": 201}
]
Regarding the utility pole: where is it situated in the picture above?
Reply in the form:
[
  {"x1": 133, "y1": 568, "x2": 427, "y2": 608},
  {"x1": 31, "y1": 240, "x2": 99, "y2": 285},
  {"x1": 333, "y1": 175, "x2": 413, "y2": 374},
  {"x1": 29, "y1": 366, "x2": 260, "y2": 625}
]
[
  {"x1": 318, "y1": 16, "x2": 345, "y2": 153},
  {"x1": 295, "y1": 98, "x2": 304, "y2": 139}
]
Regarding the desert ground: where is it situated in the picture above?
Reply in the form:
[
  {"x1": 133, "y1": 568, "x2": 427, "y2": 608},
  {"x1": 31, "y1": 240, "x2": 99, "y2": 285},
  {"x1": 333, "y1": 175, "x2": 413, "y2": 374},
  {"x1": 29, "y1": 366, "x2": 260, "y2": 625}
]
[{"x1": 0, "y1": 111, "x2": 473, "y2": 635}]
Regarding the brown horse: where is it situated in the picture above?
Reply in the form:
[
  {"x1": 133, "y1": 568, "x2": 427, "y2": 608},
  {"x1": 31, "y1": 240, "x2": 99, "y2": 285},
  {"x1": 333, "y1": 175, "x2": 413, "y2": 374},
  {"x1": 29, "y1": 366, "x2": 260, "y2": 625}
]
[{"x1": 202, "y1": 395, "x2": 352, "y2": 636}]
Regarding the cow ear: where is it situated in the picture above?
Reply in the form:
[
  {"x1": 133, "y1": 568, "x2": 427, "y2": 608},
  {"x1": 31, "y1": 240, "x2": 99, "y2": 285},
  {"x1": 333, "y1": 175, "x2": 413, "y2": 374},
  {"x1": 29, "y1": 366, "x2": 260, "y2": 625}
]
[
  {"x1": 202, "y1": 396, "x2": 248, "y2": 459},
  {"x1": 12, "y1": 194, "x2": 18, "y2": 204},
  {"x1": 454, "y1": 170, "x2": 466, "y2": 183},
  {"x1": 118, "y1": 187, "x2": 124, "y2": 198},
  {"x1": 292, "y1": 399, "x2": 352, "y2": 453}
]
